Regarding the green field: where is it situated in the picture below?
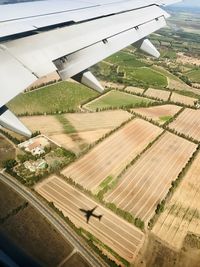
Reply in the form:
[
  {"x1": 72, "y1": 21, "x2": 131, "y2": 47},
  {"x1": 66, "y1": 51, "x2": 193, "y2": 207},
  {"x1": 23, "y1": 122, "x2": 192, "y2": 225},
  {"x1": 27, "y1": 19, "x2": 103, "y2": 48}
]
[
  {"x1": 125, "y1": 67, "x2": 168, "y2": 88},
  {"x1": 186, "y1": 69, "x2": 200, "y2": 83},
  {"x1": 107, "y1": 51, "x2": 147, "y2": 68},
  {"x1": 8, "y1": 81, "x2": 99, "y2": 115},
  {"x1": 86, "y1": 90, "x2": 153, "y2": 111},
  {"x1": 152, "y1": 65, "x2": 180, "y2": 82}
]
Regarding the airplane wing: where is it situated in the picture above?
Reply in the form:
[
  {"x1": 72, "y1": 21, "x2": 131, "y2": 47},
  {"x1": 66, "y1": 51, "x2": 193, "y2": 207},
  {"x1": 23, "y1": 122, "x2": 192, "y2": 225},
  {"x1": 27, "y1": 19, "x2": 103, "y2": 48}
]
[{"x1": 0, "y1": 0, "x2": 181, "y2": 137}]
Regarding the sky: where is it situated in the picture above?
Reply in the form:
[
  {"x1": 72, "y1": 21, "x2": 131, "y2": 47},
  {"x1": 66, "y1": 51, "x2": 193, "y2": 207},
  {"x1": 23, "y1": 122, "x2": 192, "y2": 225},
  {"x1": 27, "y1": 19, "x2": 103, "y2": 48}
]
[{"x1": 174, "y1": 0, "x2": 200, "y2": 7}]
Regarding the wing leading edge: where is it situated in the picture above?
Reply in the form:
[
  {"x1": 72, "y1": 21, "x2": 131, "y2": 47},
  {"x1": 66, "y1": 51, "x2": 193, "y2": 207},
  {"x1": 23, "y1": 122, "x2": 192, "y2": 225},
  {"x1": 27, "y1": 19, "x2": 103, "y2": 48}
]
[{"x1": 0, "y1": 0, "x2": 181, "y2": 137}]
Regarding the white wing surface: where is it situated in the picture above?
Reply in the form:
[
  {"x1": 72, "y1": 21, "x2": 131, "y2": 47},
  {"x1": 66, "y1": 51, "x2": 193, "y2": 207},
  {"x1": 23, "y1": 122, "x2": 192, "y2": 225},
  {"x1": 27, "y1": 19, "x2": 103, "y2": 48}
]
[{"x1": 0, "y1": 0, "x2": 181, "y2": 136}]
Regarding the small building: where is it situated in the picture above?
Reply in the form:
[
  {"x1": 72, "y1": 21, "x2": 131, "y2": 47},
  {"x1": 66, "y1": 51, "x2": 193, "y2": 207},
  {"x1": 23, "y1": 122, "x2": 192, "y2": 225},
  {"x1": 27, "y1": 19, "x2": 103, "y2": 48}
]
[
  {"x1": 19, "y1": 135, "x2": 50, "y2": 156},
  {"x1": 26, "y1": 141, "x2": 45, "y2": 156}
]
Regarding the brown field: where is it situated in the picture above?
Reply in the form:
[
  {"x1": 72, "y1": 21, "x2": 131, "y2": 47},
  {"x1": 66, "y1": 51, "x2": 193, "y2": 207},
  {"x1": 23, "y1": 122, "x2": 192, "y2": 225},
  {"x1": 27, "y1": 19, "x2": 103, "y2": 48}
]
[
  {"x1": 27, "y1": 71, "x2": 60, "y2": 90},
  {"x1": 152, "y1": 152, "x2": 200, "y2": 250},
  {"x1": 21, "y1": 111, "x2": 131, "y2": 153},
  {"x1": 0, "y1": 180, "x2": 24, "y2": 218},
  {"x1": 168, "y1": 108, "x2": 200, "y2": 141},
  {"x1": 101, "y1": 81, "x2": 125, "y2": 90},
  {"x1": 61, "y1": 119, "x2": 162, "y2": 191},
  {"x1": 124, "y1": 87, "x2": 145, "y2": 95},
  {"x1": 168, "y1": 79, "x2": 192, "y2": 91},
  {"x1": 105, "y1": 132, "x2": 197, "y2": 223},
  {"x1": 132, "y1": 104, "x2": 182, "y2": 125},
  {"x1": 21, "y1": 115, "x2": 63, "y2": 135},
  {"x1": 177, "y1": 52, "x2": 200, "y2": 67},
  {"x1": 35, "y1": 175, "x2": 145, "y2": 263},
  {"x1": 78, "y1": 129, "x2": 111, "y2": 144},
  {"x1": 144, "y1": 88, "x2": 170, "y2": 101},
  {"x1": 20, "y1": 115, "x2": 81, "y2": 152},
  {"x1": 65, "y1": 110, "x2": 132, "y2": 132},
  {"x1": 170, "y1": 92, "x2": 197, "y2": 106}
]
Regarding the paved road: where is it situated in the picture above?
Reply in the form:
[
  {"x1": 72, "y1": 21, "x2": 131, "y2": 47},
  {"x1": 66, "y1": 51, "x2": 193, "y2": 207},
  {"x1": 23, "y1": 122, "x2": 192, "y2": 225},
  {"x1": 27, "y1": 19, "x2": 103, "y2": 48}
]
[{"x1": 0, "y1": 172, "x2": 107, "y2": 267}]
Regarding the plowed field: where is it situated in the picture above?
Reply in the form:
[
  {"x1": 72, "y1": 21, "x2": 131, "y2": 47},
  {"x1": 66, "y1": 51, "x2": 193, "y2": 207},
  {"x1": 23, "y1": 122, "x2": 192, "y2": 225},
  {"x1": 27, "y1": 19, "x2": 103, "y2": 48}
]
[
  {"x1": 144, "y1": 88, "x2": 170, "y2": 101},
  {"x1": 169, "y1": 108, "x2": 200, "y2": 141},
  {"x1": 105, "y1": 132, "x2": 197, "y2": 223},
  {"x1": 61, "y1": 119, "x2": 162, "y2": 191},
  {"x1": 36, "y1": 175, "x2": 145, "y2": 263},
  {"x1": 153, "y1": 151, "x2": 200, "y2": 250},
  {"x1": 170, "y1": 92, "x2": 197, "y2": 106},
  {"x1": 132, "y1": 104, "x2": 181, "y2": 124}
]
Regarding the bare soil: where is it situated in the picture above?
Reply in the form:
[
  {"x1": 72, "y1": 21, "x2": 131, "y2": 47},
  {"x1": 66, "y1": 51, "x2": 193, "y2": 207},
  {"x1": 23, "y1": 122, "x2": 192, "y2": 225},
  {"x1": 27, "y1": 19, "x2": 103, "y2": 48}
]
[
  {"x1": 106, "y1": 132, "x2": 197, "y2": 223},
  {"x1": 61, "y1": 119, "x2": 162, "y2": 191},
  {"x1": 125, "y1": 87, "x2": 145, "y2": 95},
  {"x1": 152, "y1": 152, "x2": 200, "y2": 250},
  {"x1": 144, "y1": 88, "x2": 170, "y2": 101},
  {"x1": 169, "y1": 108, "x2": 200, "y2": 141},
  {"x1": 36, "y1": 175, "x2": 145, "y2": 263},
  {"x1": 177, "y1": 53, "x2": 200, "y2": 67},
  {"x1": 132, "y1": 104, "x2": 181, "y2": 124},
  {"x1": 170, "y1": 92, "x2": 197, "y2": 106},
  {"x1": 135, "y1": 233, "x2": 200, "y2": 267}
]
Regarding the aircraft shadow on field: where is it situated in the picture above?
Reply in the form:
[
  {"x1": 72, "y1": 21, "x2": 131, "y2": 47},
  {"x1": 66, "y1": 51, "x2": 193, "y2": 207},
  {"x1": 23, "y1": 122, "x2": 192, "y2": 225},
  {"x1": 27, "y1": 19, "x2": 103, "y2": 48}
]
[{"x1": 79, "y1": 206, "x2": 103, "y2": 224}]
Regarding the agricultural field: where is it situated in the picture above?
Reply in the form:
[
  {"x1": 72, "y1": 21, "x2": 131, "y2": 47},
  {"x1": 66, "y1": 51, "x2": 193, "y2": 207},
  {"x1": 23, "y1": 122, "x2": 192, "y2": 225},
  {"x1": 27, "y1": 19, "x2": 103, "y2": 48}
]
[
  {"x1": 8, "y1": 81, "x2": 98, "y2": 115},
  {"x1": 21, "y1": 115, "x2": 80, "y2": 153},
  {"x1": 61, "y1": 119, "x2": 162, "y2": 192},
  {"x1": 124, "y1": 86, "x2": 145, "y2": 95},
  {"x1": 35, "y1": 175, "x2": 145, "y2": 263},
  {"x1": 21, "y1": 110, "x2": 132, "y2": 153},
  {"x1": 27, "y1": 71, "x2": 60, "y2": 90},
  {"x1": 105, "y1": 132, "x2": 197, "y2": 223},
  {"x1": 170, "y1": 92, "x2": 198, "y2": 106},
  {"x1": 153, "y1": 152, "x2": 200, "y2": 250},
  {"x1": 0, "y1": 180, "x2": 24, "y2": 218},
  {"x1": 168, "y1": 108, "x2": 200, "y2": 141},
  {"x1": 65, "y1": 110, "x2": 132, "y2": 132},
  {"x1": 144, "y1": 88, "x2": 170, "y2": 101},
  {"x1": 93, "y1": 51, "x2": 168, "y2": 88},
  {"x1": 101, "y1": 80, "x2": 125, "y2": 90},
  {"x1": 186, "y1": 69, "x2": 200, "y2": 83},
  {"x1": 125, "y1": 67, "x2": 168, "y2": 88},
  {"x1": 151, "y1": 65, "x2": 191, "y2": 91},
  {"x1": 132, "y1": 104, "x2": 182, "y2": 124},
  {"x1": 65, "y1": 110, "x2": 132, "y2": 145},
  {"x1": 0, "y1": 135, "x2": 16, "y2": 168},
  {"x1": 177, "y1": 53, "x2": 200, "y2": 67},
  {"x1": 84, "y1": 90, "x2": 154, "y2": 111},
  {"x1": 106, "y1": 51, "x2": 147, "y2": 68}
]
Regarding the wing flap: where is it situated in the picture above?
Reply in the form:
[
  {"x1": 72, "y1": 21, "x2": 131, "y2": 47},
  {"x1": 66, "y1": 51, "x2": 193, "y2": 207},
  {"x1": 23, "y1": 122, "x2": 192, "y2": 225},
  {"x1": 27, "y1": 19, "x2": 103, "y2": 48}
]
[
  {"x1": 0, "y1": 46, "x2": 37, "y2": 108},
  {"x1": 54, "y1": 16, "x2": 166, "y2": 79},
  {"x1": 3, "y1": 5, "x2": 168, "y2": 78}
]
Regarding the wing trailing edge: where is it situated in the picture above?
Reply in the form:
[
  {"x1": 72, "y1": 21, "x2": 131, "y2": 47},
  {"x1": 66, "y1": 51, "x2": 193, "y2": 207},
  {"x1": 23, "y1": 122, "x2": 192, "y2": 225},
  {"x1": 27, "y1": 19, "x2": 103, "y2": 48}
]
[{"x1": 0, "y1": 106, "x2": 32, "y2": 137}]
